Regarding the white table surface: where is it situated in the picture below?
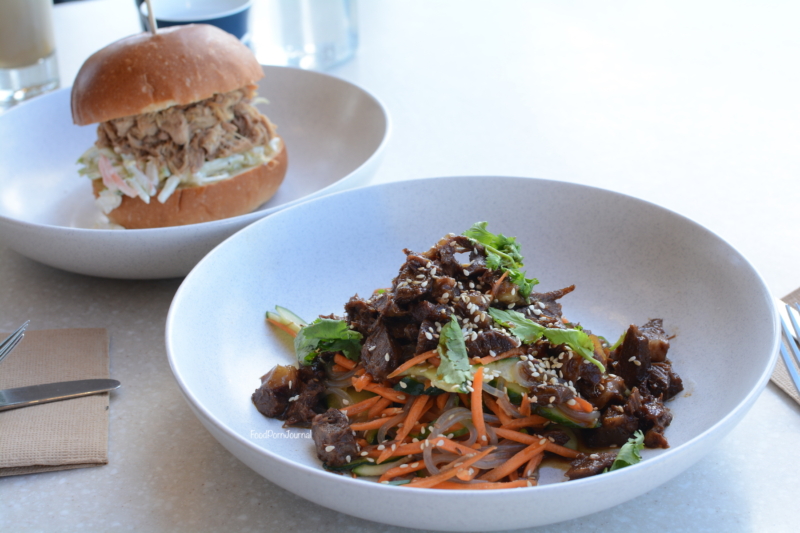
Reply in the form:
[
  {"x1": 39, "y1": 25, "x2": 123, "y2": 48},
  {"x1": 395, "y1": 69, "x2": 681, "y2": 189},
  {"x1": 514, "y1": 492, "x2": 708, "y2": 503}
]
[{"x1": 3, "y1": 0, "x2": 800, "y2": 531}]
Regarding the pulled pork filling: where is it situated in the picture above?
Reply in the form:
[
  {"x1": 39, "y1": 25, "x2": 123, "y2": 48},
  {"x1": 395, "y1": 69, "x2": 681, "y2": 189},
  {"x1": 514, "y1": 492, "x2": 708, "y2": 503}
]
[
  {"x1": 78, "y1": 85, "x2": 281, "y2": 213},
  {"x1": 96, "y1": 85, "x2": 276, "y2": 176}
]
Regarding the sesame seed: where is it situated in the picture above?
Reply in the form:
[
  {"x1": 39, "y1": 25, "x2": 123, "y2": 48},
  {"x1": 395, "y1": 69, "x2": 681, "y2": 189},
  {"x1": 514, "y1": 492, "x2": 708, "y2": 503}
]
[
  {"x1": 385, "y1": 353, "x2": 391, "y2": 362},
  {"x1": 325, "y1": 445, "x2": 336, "y2": 452},
  {"x1": 288, "y1": 381, "x2": 292, "y2": 389},
  {"x1": 346, "y1": 455, "x2": 351, "y2": 463},
  {"x1": 400, "y1": 464, "x2": 409, "y2": 469},
  {"x1": 411, "y1": 462, "x2": 419, "y2": 468},
  {"x1": 360, "y1": 451, "x2": 369, "y2": 456},
  {"x1": 539, "y1": 438, "x2": 547, "y2": 445},
  {"x1": 391, "y1": 444, "x2": 397, "y2": 451},
  {"x1": 399, "y1": 381, "x2": 408, "y2": 389},
  {"x1": 288, "y1": 395, "x2": 300, "y2": 402},
  {"x1": 508, "y1": 303, "x2": 515, "y2": 309},
  {"x1": 425, "y1": 331, "x2": 433, "y2": 340},
  {"x1": 397, "y1": 395, "x2": 406, "y2": 400},
  {"x1": 628, "y1": 356, "x2": 636, "y2": 362},
  {"x1": 438, "y1": 440, "x2": 445, "y2": 446},
  {"x1": 377, "y1": 445, "x2": 386, "y2": 450},
  {"x1": 342, "y1": 399, "x2": 350, "y2": 405},
  {"x1": 367, "y1": 458, "x2": 375, "y2": 462},
  {"x1": 633, "y1": 360, "x2": 642, "y2": 366},
  {"x1": 549, "y1": 396, "x2": 556, "y2": 403}
]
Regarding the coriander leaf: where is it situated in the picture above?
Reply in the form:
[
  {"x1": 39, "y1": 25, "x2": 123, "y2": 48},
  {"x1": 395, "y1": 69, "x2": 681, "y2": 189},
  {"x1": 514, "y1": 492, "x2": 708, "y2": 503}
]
[
  {"x1": 487, "y1": 308, "x2": 545, "y2": 343},
  {"x1": 463, "y1": 222, "x2": 538, "y2": 297},
  {"x1": 609, "y1": 430, "x2": 645, "y2": 471},
  {"x1": 436, "y1": 315, "x2": 472, "y2": 385},
  {"x1": 487, "y1": 308, "x2": 605, "y2": 372},
  {"x1": 294, "y1": 318, "x2": 363, "y2": 365},
  {"x1": 610, "y1": 331, "x2": 626, "y2": 350},
  {"x1": 542, "y1": 327, "x2": 605, "y2": 372}
]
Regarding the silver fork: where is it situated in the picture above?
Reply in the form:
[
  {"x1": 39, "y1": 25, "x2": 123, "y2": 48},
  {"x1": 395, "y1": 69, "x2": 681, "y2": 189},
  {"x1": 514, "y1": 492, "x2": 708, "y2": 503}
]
[
  {"x1": 0, "y1": 321, "x2": 29, "y2": 365},
  {"x1": 779, "y1": 304, "x2": 800, "y2": 393}
]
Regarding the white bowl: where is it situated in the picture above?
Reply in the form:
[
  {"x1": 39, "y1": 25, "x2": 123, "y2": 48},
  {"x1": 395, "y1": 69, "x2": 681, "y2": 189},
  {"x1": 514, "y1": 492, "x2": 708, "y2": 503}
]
[
  {"x1": 166, "y1": 176, "x2": 778, "y2": 531},
  {"x1": 0, "y1": 66, "x2": 389, "y2": 279}
]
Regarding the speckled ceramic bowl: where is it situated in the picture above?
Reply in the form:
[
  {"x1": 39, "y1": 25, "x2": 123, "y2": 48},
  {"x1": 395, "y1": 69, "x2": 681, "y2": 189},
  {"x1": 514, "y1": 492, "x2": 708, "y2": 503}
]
[
  {"x1": 166, "y1": 176, "x2": 778, "y2": 531},
  {"x1": 0, "y1": 66, "x2": 389, "y2": 279}
]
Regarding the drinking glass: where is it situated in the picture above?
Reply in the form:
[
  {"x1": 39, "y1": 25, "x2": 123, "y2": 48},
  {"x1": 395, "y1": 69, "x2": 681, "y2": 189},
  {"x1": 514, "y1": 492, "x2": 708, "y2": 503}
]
[{"x1": 0, "y1": 0, "x2": 59, "y2": 110}]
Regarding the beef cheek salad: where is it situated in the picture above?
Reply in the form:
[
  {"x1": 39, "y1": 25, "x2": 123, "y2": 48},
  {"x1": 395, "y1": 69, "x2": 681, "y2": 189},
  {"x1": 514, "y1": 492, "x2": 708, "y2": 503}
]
[{"x1": 252, "y1": 223, "x2": 683, "y2": 488}]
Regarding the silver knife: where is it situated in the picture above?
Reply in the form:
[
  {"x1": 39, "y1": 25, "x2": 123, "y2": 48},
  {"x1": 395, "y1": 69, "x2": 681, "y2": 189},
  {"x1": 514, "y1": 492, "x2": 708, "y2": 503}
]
[{"x1": 0, "y1": 379, "x2": 120, "y2": 411}]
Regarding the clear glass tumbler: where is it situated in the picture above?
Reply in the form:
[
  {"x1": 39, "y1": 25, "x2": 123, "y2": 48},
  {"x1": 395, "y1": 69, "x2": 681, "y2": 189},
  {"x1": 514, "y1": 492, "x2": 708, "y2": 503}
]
[
  {"x1": 253, "y1": 0, "x2": 358, "y2": 70},
  {"x1": 0, "y1": 0, "x2": 60, "y2": 110}
]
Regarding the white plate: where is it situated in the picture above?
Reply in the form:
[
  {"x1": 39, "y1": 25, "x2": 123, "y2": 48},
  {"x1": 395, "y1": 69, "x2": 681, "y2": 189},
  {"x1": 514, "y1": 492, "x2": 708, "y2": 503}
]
[
  {"x1": 166, "y1": 176, "x2": 778, "y2": 531},
  {"x1": 0, "y1": 66, "x2": 389, "y2": 279}
]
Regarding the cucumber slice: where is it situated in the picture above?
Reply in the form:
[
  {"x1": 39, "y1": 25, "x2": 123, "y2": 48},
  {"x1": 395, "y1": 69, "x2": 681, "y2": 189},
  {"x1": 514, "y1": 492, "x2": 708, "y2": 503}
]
[
  {"x1": 323, "y1": 457, "x2": 371, "y2": 472},
  {"x1": 352, "y1": 458, "x2": 405, "y2": 477},
  {"x1": 275, "y1": 306, "x2": 308, "y2": 327},
  {"x1": 535, "y1": 405, "x2": 600, "y2": 429}
]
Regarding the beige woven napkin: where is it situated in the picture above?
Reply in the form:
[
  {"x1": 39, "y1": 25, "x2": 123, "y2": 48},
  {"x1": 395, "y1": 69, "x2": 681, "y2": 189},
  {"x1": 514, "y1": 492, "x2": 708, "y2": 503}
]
[
  {"x1": 772, "y1": 288, "x2": 800, "y2": 405},
  {"x1": 0, "y1": 328, "x2": 110, "y2": 477}
]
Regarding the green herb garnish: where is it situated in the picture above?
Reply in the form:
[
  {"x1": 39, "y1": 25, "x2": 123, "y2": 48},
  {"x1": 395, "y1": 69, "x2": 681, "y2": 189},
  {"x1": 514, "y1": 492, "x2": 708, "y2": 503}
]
[
  {"x1": 436, "y1": 315, "x2": 472, "y2": 385},
  {"x1": 487, "y1": 308, "x2": 605, "y2": 372},
  {"x1": 294, "y1": 318, "x2": 363, "y2": 365},
  {"x1": 463, "y1": 222, "x2": 538, "y2": 298},
  {"x1": 609, "y1": 431, "x2": 645, "y2": 471}
]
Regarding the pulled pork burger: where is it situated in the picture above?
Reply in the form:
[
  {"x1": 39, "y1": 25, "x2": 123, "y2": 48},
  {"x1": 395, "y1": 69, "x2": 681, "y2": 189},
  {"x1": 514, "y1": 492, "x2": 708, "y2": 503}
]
[{"x1": 71, "y1": 24, "x2": 287, "y2": 229}]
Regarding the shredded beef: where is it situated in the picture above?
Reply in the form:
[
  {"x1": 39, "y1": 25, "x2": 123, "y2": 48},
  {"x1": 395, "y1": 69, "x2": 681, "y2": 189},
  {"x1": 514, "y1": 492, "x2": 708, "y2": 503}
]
[
  {"x1": 312, "y1": 408, "x2": 359, "y2": 467},
  {"x1": 95, "y1": 85, "x2": 276, "y2": 175},
  {"x1": 565, "y1": 452, "x2": 617, "y2": 480}
]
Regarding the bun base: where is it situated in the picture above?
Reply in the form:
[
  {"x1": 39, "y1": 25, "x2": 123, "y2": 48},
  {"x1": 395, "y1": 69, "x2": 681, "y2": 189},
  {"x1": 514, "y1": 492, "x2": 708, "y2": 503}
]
[{"x1": 94, "y1": 146, "x2": 288, "y2": 229}]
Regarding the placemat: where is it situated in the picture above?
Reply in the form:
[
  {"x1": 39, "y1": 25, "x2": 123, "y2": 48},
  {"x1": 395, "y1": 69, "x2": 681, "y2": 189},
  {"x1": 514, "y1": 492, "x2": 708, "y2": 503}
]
[
  {"x1": 773, "y1": 288, "x2": 800, "y2": 405},
  {"x1": 0, "y1": 328, "x2": 110, "y2": 477}
]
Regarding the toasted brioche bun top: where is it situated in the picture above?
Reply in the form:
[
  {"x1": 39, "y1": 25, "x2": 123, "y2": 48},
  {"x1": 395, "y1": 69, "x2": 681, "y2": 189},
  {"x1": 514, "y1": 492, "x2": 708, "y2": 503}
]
[{"x1": 71, "y1": 24, "x2": 264, "y2": 126}]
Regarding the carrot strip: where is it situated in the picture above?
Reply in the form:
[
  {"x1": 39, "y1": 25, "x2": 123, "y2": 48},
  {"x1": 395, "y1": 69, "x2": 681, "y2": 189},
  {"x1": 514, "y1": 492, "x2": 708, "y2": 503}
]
[
  {"x1": 431, "y1": 437, "x2": 478, "y2": 455},
  {"x1": 266, "y1": 318, "x2": 298, "y2": 338},
  {"x1": 480, "y1": 441, "x2": 547, "y2": 482},
  {"x1": 435, "y1": 392, "x2": 450, "y2": 412},
  {"x1": 520, "y1": 393, "x2": 531, "y2": 417},
  {"x1": 406, "y1": 447, "x2": 496, "y2": 489},
  {"x1": 351, "y1": 417, "x2": 400, "y2": 431},
  {"x1": 378, "y1": 460, "x2": 427, "y2": 482},
  {"x1": 387, "y1": 349, "x2": 438, "y2": 379},
  {"x1": 429, "y1": 356, "x2": 441, "y2": 367},
  {"x1": 490, "y1": 270, "x2": 509, "y2": 299},
  {"x1": 499, "y1": 415, "x2": 549, "y2": 430},
  {"x1": 493, "y1": 427, "x2": 543, "y2": 445},
  {"x1": 567, "y1": 396, "x2": 594, "y2": 413},
  {"x1": 378, "y1": 407, "x2": 404, "y2": 417},
  {"x1": 523, "y1": 452, "x2": 544, "y2": 478},
  {"x1": 352, "y1": 373, "x2": 372, "y2": 392},
  {"x1": 544, "y1": 441, "x2": 580, "y2": 459},
  {"x1": 363, "y1": 383, "x2": 409, "y2": 403},
  {"x1": 471, "y1": 367, "x2": 488, "y2": 446},
  {"x1": 387, "y1": 436, "x2": 472, "y2": 458},
  {"x1": 334, "y1": 353, "x2": 356, "y2": 370},
  {"x1": 395, "y1": 395, "x2": 431, "y2": 443},
  {"x1": 332, "y1": 364, "x2": 349, "y2": 373},
  {"x1": 340, "y1": 395, "x2": 380, "y2": 416},
  {"x1": 430, "y1": 479, "x2": 534, "y2": 490},
  {"x1": 377, "y1": 440, "x2": 403, "y2": 464},
  {"x1": 477, "y1": 347, "x2": 526, "y2": 365},
  {"x1": 492, "y1": 428, "x2": 580, "y2": 459},
  {"x1": 508, "y1": 469, "x2": 519, "y2": 481},
  {"x1": 484, "y1": 395, "x2": 513, "y2": 426},
  {"x1": 367, "y1": 397, "x2": 392, "y2": 420},
  {"x1": 456, "y1": 464, "x2": 479, "y2": 481},
  {"x1": 457, "y1": 393, "x2": 471, "y2": 408}
]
